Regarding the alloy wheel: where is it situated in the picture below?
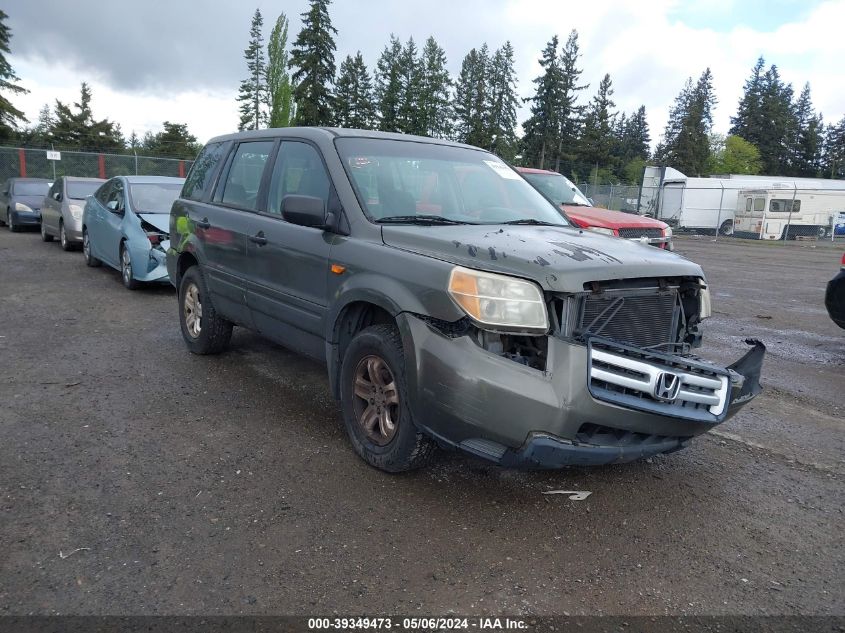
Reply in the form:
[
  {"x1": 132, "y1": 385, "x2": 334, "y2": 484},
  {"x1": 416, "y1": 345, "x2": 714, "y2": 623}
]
[
  {"x1": 83, "y1": 232, "x2": 90, "y2": 260},
  {"x1": 60, "y1": 223, "x2": 67, "y2": 248},
  {"x1": 352, "y1": 355, "x2": 400, "y2": 446},
  {"x1": 183, "y1": 282, "x2": 202, "y2": 338}
]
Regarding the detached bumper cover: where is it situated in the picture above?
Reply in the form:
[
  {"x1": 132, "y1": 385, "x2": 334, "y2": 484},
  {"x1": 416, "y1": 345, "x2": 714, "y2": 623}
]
[{"x1": 400, "y1": 313, "x2": 765, "y2": 469}]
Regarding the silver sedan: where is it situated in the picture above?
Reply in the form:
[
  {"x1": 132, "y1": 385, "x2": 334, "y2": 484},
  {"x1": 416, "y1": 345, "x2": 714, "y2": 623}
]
[{"x1": 41, "y1": 176, "x2": 105, "y2": 250}]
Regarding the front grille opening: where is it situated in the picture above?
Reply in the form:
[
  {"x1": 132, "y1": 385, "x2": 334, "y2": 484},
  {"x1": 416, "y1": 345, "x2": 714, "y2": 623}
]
[
  {"x1": 618, "y1": 228, "x2": 664, "y2": 239},
  {"x1": 575, "y1": 423, "x2": 686, "y2": 447}
]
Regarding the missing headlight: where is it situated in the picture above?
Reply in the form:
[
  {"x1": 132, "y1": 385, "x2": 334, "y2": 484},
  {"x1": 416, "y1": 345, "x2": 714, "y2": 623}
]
[{"x1": 474, "y1": 330, "x2": 547, "y2": 371}]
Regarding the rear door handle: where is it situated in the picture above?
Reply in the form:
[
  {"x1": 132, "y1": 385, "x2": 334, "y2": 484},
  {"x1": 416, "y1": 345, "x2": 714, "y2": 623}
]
[
  {"x1": 249, "y1": 231, "x2": 267, "y2": 246},
  {"x1": 195, "y1": 217, "x2": 211, "y2": 229}
]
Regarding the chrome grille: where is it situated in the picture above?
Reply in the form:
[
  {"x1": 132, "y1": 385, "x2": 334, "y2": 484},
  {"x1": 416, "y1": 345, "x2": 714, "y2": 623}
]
[
  {"x1": 618, "y1": 228, "x2": 663, "y2": 239},
  {"x1": 588, "y1": 338, "x2": 731, "y2": 422},
  {"x1": 579, "y1": 291, "x2": 678, "y2": 349}
]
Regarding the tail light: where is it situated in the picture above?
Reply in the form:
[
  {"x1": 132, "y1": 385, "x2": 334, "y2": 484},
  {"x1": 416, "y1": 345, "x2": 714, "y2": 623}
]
[{"x1": 840, "y1": 253, "x2": 844, "y2": 268}]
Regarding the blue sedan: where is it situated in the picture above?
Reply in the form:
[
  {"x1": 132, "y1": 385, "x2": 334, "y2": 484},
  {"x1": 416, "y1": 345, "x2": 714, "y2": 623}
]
[{"x1": 82, "y1": 176, "x2": 184, "y2": 290}]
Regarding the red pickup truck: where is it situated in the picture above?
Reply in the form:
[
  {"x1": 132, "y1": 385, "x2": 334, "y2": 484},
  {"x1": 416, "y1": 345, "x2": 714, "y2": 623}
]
[{"x1": 518, "y1": 167, "x2": 673, "y2": 250}]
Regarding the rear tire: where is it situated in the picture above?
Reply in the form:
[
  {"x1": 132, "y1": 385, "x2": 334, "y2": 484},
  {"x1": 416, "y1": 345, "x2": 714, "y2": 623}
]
[
  {"x1": 719, "y1": 220, "x2": 734, "y2": 236},
  {"x1": 83, "y1": 228, "x2": 101, "y2": 267},
  {"x1": 120, "y1": 243, "x2": 140, "y2": 290},
  {"x1": 339, "y1": 324, "x2": 436, "y2": 472},
  {"x1": 41, "y1": 221, "x2": 54, "y2": 242},
  {"x1": 178, "y1": 265, "x2": 232, "y2": 355}
]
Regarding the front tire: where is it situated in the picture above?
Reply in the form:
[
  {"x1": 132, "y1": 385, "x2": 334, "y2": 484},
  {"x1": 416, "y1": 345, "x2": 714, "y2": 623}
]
[
  {"x1": 8, "y1": 211, "x2": 18, "y2": 232},
  {"x1": 178, "y1": 265, "x2": 232, "y2": 355},
  {"x1": 83, "y1": 228, "x2": 101, "y2": 267},
  {"x1": 339, "y1": 324, "x2": 436, "y2": 472},
  {"x1": 41, "y1": 221, "x2": 54, "y2": 242},
  {"x1": 120, "y1": 243, "x2": 140, "y2": 290},
  {"x1": 60, "y1": 221, "x2": 73, "y2": 251}
]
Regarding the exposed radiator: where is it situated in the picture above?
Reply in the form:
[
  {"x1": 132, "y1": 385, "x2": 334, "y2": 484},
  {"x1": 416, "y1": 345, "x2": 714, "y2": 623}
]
[{"x1": 578, "y1": 290, "x2": 679, "y2": 349}]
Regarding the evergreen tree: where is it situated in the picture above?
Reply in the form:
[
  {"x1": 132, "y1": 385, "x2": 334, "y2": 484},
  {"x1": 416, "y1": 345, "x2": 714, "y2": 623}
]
[
  {"x1": 127, "y1": 130, "x2": 141, "y2": 151},
  {"x1": 453, "y1": 45, "x2": 491, "y2": 147},
  {"x1": 237, "y1": 9, "x2": 267, "y2": 131},
  {"x1": 579, "y1": 73, "x2": 616, "y2": 170},
  {"x1": 290, "y1": 0, "x2": 338, "y2": 126},
  {"x1": 729, "y1": 57, "x2": 766, "y2": 144},
  {"x1": 555, "y1": 30, "x2": 588, "y2": 172},
  {"x1": 486, "y1": 42, "x2": 519, "y2": 159},
  {"x1": 0, "y1": 9, "x2": 28, "y2": 140},
  {"x1": 656, "y1": 69, "x2": 716, "y2": 176},
  {"x1": 521, "y1": 36, "x2": 564, "y2": 169},
  {"x1": 417, "y1": 36, "x2": 452, "y2": 139},
  {"x1": 143, "y1": 122, "x2": 201, "y2": 158},
  {"x1": 397, "y1": 38, "x2": 424, "y2": 135},
  {"x1": 790, "y1": 83, "x2": 823, "y2": 177},
  {"x1": 822, "y1": 117, "x2": 845, "y2": 179},
  {"x1": 51, "y1": 83, "x2": 123, "y2": 152},
  {"x1": 19, "y1": 104, "x2": 54, "y2": 147},
  {"x1": 730, "y1": 58, "x2": 796, "y2": 174},
  {"x1": 334, "y1": 52, "x2": 376, "y2": 129},
  {"x1": 267, "y1": 12, "x2": 294, "y2": 128},
  {"x1": 374, "y1": 35, "x2": 403, "y2": 132}
]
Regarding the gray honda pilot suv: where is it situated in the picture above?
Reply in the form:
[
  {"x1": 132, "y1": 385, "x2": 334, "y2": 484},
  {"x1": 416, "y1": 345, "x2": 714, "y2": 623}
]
[{"x1": 166, "y1": 128, "x2": 765, "y2": 472}]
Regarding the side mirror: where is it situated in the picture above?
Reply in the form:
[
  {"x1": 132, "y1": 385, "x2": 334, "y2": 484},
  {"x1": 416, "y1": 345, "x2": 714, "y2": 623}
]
[
  {"x1": 106, "y1": 200, "x2": 122, "y2": 213},
  {"x1": 282, "y1": 195, "x2": 329, "y2": 229},
  {"x1": 53, "y1": 192, "x2": 62, "y2": 201}
]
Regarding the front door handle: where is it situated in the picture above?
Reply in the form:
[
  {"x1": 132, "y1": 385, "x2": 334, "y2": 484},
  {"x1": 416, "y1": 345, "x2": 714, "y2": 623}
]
[
  {"x1": 249, "y1": 231, "x2": 267, "y2": 246},
  {"x1": 195, "y1": 217, "x2": 211, "y2": 229}
]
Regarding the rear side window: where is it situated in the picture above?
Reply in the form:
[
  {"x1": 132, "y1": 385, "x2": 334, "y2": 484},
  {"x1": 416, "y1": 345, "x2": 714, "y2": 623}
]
[
  {"x1": 267, "y1": 141, "x2": 331, "y2": 215},
  {"x1": 217, "y1": 141, "x2": 274, "y2": 210},
  {"x1": 182, "y1": 142, "x2": 227, "y2": 201}
]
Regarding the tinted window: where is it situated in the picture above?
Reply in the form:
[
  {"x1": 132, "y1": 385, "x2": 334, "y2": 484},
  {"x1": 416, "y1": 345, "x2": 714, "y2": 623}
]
[
  {"x1": 770, "y1": 198, "x2": 800, "y2": 213},
  {"x1": 218, "y1": 141, "x2": 273, "y2": 210},
  {"x1": 267, "y1": 142, "x2": 331, "y2": 215},
  {"x1": 67, "y1": 180, "x2": 101, "y2": 200},
  {"x1": 14, "y1": 181, "x2": 50, "y2": 196},
  {"x1": 129, "y1": 183, "x2": 183, "y2": 213},
  {"x1": 48, "y1": 179, "x2": 62, "y2": 200},
  {"x1": 95, "y1": 181, "x2": 114, "y2": 205},
  {"x1": 183, "y1": 142, "x2": 226, "y2": 201}
]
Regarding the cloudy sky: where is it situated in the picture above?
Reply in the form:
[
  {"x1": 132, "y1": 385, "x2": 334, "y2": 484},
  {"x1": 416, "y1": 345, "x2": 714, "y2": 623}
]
[{"x1": 7, "y1": 0, "x2": 845, "y2": 147}]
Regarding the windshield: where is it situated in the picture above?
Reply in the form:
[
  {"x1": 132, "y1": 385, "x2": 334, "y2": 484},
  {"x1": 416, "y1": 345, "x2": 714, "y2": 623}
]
[
  {"x1": 14, "y1": 181, "x2": 50, "y2": 196},
  {"x1": 335, "y1": 138, "x2": 568, "y2": 226},
  {"x1": 129, "y1": 183, "x2": 182, "y2": 213},
  {"x1": 522, "y1": 172, "x2": 591, "y2": 206},
  {"x1": 66, "y1": 181, "x2": 102, "y2": 200}
]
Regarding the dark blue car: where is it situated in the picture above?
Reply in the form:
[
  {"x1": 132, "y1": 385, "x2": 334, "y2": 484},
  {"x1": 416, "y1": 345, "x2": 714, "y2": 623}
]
[{"x1": 0, "y1": 177, "x2": 52, "y2": 232}]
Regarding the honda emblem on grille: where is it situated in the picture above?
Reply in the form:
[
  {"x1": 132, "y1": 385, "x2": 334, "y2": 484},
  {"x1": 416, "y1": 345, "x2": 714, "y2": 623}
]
[{"x1": 654, "y1": 371, "x2": 681, "y2": 402}]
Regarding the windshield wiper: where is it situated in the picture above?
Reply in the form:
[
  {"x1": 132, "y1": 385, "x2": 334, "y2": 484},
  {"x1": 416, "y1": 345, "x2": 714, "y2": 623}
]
[
  {"x1": 376, "y1": 215, "x2": 471, "y2": 225},
  {"x1": 500, "y1": 218, "x2": 564, "y2": 226}
]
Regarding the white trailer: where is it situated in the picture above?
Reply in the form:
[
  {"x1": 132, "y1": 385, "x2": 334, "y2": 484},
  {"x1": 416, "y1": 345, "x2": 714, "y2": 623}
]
[
  {"x1": 733, "y1": 187, "x2": 845, "y2": 239},
  {"x1": 639, "y1": 167, "x2": 845, "y2": 235}
]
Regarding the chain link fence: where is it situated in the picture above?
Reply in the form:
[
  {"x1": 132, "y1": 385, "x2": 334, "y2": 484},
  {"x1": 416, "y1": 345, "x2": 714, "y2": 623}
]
[{"x1": 0, "y1": 146, "x2": 194, "y2": 182}]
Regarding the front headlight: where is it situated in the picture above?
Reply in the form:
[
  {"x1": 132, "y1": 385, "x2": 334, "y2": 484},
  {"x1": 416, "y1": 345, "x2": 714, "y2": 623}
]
[
  {"x1": 448, "y1": 266, "x2": 548, "y2": 333},
  {"x1": 699, "y1": 282, "x2": 712, "y2": 319},
  {"x1": 663, "y1": 226, "x2": 673, "y2": 238},
  {"x1": 586, "y1": 226, "x2": 615, "y2": 236},
  {"x1": 14, "y1": 202, "x2": 33, "y2": 212},
  {"x1": 69, "y1": 204, "x2": 83, "y2": 220}
]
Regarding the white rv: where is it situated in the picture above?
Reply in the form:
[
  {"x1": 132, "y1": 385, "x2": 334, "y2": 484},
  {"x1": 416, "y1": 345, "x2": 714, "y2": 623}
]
[
  {"x1": 640, "y1": 167, "x2": 845, "y2": 235},
  {"x1": 733, "y1": 188, "x2": 845, "y2": 239}
]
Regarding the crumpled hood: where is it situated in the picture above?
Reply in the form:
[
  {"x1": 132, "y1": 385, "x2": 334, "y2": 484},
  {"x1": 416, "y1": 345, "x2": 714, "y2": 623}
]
[
  {"x1": 381, "y1": 224, "x2": 703, "y2": 293},
  {"x1": 138, "y1": 213, "x2": 170, "y2": 233}
]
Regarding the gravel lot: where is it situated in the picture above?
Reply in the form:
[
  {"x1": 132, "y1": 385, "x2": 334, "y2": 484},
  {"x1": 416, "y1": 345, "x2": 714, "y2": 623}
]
[{"x1": 0, "y1": 229, "x2": 842, "y2": 616}]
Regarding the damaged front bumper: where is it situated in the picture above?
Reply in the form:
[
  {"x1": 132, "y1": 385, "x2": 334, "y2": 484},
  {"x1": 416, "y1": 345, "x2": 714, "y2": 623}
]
[{"x1": 398, "y1": 313, "x2": 764, "y2": 468}]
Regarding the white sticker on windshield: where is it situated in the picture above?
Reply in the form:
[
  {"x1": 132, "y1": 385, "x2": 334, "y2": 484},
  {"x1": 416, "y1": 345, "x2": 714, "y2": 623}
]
[{"x1": 483, "y1": 160, "x2": 520, "y2": 180}]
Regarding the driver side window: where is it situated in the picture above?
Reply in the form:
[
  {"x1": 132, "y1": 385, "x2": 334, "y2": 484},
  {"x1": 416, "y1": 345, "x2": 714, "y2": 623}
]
[{"x1": 107, "y1": 181, "x2": 124, "y2": 211}]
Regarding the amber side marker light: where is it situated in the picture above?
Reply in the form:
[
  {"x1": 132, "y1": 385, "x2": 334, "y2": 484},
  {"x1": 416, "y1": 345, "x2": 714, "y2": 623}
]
[{"x1": 330, "y1": 263, "x2": 346, "y2": 275}]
